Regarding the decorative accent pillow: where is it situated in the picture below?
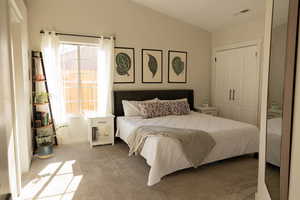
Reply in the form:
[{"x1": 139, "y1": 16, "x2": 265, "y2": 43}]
[
  {"x1": 139, "y1": 102, "x2": 172, "y2": 118},
  {"x1": 122, "y1": 98, "x2": 158, "y2": 116},
  {"x1": 169, "y1": 100, "x2": 191, "y2": 115}
]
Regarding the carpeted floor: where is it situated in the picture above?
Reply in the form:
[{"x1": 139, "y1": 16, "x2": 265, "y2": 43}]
[{"x1": 21, "y1": 141, "x2": 258, "y2": 200}]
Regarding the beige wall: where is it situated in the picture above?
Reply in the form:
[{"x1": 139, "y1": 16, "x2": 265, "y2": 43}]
[
  {"x1": 212, "y1": 17, "x2": 265, "y2": 48},
  {"x1": 27, "y1": 0, "x2": 211, "y2": 106}
]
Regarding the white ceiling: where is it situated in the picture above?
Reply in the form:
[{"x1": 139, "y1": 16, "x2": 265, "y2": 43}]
[{"x1": 131, "y1": 0, "x2": 266, "y2": 31}]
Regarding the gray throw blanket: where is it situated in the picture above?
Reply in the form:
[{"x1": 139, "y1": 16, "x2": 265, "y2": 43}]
[{"x1": 127, "y1": 126, "x2": 216, "y2": 168}]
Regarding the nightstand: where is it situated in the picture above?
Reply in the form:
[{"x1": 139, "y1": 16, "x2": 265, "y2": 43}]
[
  {"x1": 195, "y1": 106, "x2": 218, "y2": 116},
  {"x1": 86, "y1": 114, "x2": 115, "y2": 147}
]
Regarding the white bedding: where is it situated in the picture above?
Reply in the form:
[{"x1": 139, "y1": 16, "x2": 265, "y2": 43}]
[
  {"x1": 116, "y1": 112, "x2": 259, "y2": 186},
  {"x1": 266, "y1": 118, "x2": 282, "y2": 167}
]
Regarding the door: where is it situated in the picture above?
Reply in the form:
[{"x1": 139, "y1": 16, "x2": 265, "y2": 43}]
[
  {"x1": 215, "y1": 44, "x2": 259, "y2": 125},
  {"x1": 215, "y1": 50, "x2": 231, "y2": 118},
  {"x1": 227, "y1": 47, "x2": 243, "y2": 121},
  {"x1": 239, "y1": 46, "x2": 260, "y2": 125}
]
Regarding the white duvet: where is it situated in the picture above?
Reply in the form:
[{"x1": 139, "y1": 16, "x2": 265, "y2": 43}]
[{"x1": 116, "y1": 112, "x2": 259, "y2": 186}]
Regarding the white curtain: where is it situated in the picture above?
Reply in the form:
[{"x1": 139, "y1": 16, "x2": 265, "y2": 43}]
[
  {"x1": 97, "y1": 37, "x2": 114, "y2": 115},
  {"x1": 41, "y1": 31, "x2": 67, "y2": 126}
]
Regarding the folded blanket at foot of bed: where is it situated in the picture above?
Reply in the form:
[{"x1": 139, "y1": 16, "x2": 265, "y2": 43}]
[{"x1": 127, "y1": 126, "x2": 216, "y2": 167}]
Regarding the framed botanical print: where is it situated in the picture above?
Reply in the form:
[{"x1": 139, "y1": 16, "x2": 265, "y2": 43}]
[
  {"x1": 142, "y1": 49, "x2": 163, "y2": 83},
  {"x1": 114, "y1": 47, "x2": 135, "y2": 84},
  {"x1": 168, "y1": 50, "x2": 187, "y2": 83}
]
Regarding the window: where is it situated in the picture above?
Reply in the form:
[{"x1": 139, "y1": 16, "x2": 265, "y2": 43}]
[{"x1": 60, "y1": 44, "x2": 98, "y2": 115}]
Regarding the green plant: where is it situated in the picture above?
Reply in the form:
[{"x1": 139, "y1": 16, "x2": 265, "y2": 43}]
[
  {"x1": 34, "y1": 92, "x2": 49, "y2": 104},
  {"x1": 36, "y1": 135, "x2": 54, "y2": 146}
]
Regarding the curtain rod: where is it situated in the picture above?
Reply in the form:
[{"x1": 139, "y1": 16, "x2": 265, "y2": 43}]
[{"x1": 40, "y1": 30, "x2": 115, "y2": 40}]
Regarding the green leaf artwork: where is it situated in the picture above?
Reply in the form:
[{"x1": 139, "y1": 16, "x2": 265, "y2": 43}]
[
  {"x1": 172, "y1": 56, "x2": 185, "y2": 76},
  {"x1": 116, "y1": 53, "x2": 131, "y2": 76},
  {"x1": 147, "y1": 54, "x2": 158, "y2": 78}
]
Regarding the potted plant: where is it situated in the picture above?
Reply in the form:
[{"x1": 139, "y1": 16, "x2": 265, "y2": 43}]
[{"x1": 36, "y1": 133, "x2": 54, "y2": 159}]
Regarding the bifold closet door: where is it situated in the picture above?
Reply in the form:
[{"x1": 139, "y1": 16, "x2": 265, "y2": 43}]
[
  {"x1": 215, "y1": 45, "x2": 259, "y2": 125},
  {"x1": 215, "y1": 50, "x2": 232, "y2": 119},
  {"x1": 239, "y1": 46, "x2": 260, "y2": 125},
  {"x1": 227, "y1": 48, "x2": 243, "y2": 121}
]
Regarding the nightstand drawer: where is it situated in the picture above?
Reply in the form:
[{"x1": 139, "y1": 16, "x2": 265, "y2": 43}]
[{"x1": 89, "y1": 118, "x2": 112, "y2": 127}]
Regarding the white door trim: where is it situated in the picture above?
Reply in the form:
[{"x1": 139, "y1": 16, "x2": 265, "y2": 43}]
[
  {"x1": 256, "y1": 0, "x2": 275, "y2": 199},
  {"x1": 7, "y1": 5, "x2": 22, "y2": 200},
  {"x1": 8, "y1": 0, "x2": 30, "y2": 198},
  {"x1": 213, "y1": 39, "x2": 262, "y2": 53}
]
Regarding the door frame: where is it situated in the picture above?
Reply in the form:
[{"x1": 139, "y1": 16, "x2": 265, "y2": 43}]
[
  {"x1": 211, "y1": 39, "x2": 262, "y2": 125},
  {"x1": 7, "y1": 0, "x2": 31, "y2": 198},
  {"x1": 279, "y1": 0, "x2": 299, "y2": 198}
]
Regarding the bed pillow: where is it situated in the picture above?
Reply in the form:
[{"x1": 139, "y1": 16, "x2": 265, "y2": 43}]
[
  {"x1": 158, "y1": 98, "x2": 188, "y2": 103},
  {"x1": 169, "y1": 100, "x2": 191, "y2": 115},
  {"x1": 122, "y1": 98, "x2": 158, "y2": 116},
  {"x1": 139, "y1": 101, "x2": 172, "y2": 118},
  {"x1": 158, "y1": 98, "x2": 190, "y2": 115}
]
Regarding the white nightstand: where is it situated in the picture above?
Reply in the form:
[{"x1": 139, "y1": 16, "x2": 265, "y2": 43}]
[
  {"x1": 86, "y1": 114, "x2": 115, "y2": 147},
  {"x1": 195, "y1": 106, "x2": 218, "y2": 116}
]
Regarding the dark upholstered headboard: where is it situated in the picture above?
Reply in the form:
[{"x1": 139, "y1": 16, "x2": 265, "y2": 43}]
[{"x1": 113, "y1": 89, "x2": 194, "y2": 117}]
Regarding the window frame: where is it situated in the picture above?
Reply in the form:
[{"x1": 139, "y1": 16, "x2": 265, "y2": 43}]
[{"x1": 60, "y1": 42, "x2": 99, "y2": 117}]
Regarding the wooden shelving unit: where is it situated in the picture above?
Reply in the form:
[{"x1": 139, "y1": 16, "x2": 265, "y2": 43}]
[
  {"x1": 34, "y1": 123, "x2": 54, "y2": 130},
  {"x1": 32, "y1": 51, "x2": 57, "y2": 151}
]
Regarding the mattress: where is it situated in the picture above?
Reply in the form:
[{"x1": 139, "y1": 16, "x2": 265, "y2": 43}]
[
  {"x1": 117, "y1": 111, "x2": 259, "y2": 186},
  {"x1": 266, "y1": 118, "x2": 282, "y2": 167}
]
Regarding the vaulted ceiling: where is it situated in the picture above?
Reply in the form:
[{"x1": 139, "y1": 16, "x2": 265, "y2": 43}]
[{"x1": 131, "y1": 0, "x2": 266, "y2": 31}]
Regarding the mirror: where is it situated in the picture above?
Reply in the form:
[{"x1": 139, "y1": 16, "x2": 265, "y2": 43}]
[{"x1": 265, "y1": 0, "x2": 290, "y2": 199}]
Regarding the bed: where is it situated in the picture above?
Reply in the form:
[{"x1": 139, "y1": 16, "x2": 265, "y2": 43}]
[
  {"x1": 266, "y1": 118, "x2": 282, "y2": 167},
  {"x1": 114, "y1": 90, "x2": 259, "y2": 186}
]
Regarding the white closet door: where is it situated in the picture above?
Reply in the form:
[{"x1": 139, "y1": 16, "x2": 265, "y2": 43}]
[
  {"x1": 239, "y1": 45, "x2": 259, "y2": 125},
  {"x1": 214, "y1": 44, "x2": 259, "y2": 125},
  {"x1": 215, "y1": 50, "x2": 231, "y2": 118},
  {"x1": 228, "y1": 48, "x2": 244, "y2": 121}
]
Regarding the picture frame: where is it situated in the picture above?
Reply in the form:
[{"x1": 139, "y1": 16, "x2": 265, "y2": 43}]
[
  {"x1": 142, "y1": 49, "x2": 163, "y2": 83},
  {"x1": 168, "y1": 50, "x2": 187, "y2": 83},
  {"x1": 114, "y1": 47, "x2": 135, "y2": 84}
]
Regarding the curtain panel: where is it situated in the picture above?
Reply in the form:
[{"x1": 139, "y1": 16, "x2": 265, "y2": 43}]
[
  {"x1": 41, "y1": 31, "x2": 67, "y2": 126},
  {"x1": 97, "y1": 37, "x2": 114, "y2": 115}
]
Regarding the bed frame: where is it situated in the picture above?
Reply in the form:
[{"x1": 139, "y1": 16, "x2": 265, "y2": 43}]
[{"x1": 113, "y1": 89, "x2": 194, "y2": 118}]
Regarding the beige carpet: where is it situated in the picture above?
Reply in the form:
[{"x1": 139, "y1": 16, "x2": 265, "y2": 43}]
[{"x1": 21, "y1": 141, "x2": 258, "y2": 200}]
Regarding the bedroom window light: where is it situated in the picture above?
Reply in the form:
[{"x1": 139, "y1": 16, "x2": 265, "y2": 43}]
[{"x1": 60, "y1": 44, "x2": 98, "y2": 115}]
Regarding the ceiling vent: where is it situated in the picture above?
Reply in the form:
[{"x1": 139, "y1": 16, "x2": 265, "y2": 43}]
[{"x1": 234, "y1": 9, "x2": 251, "y2": 16}]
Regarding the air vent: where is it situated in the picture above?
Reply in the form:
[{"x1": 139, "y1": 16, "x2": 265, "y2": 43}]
[
  {"x1": 240, "y1": 9, "x2": 250, "y2": 13},
  {"x1": 234, "y1": 9, "x2": 251, "y2": 16}
]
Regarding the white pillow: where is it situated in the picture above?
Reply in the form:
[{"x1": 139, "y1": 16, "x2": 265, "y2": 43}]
[{"x1": 122, "y1": 98, "x2": 158, "y2": 116}]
